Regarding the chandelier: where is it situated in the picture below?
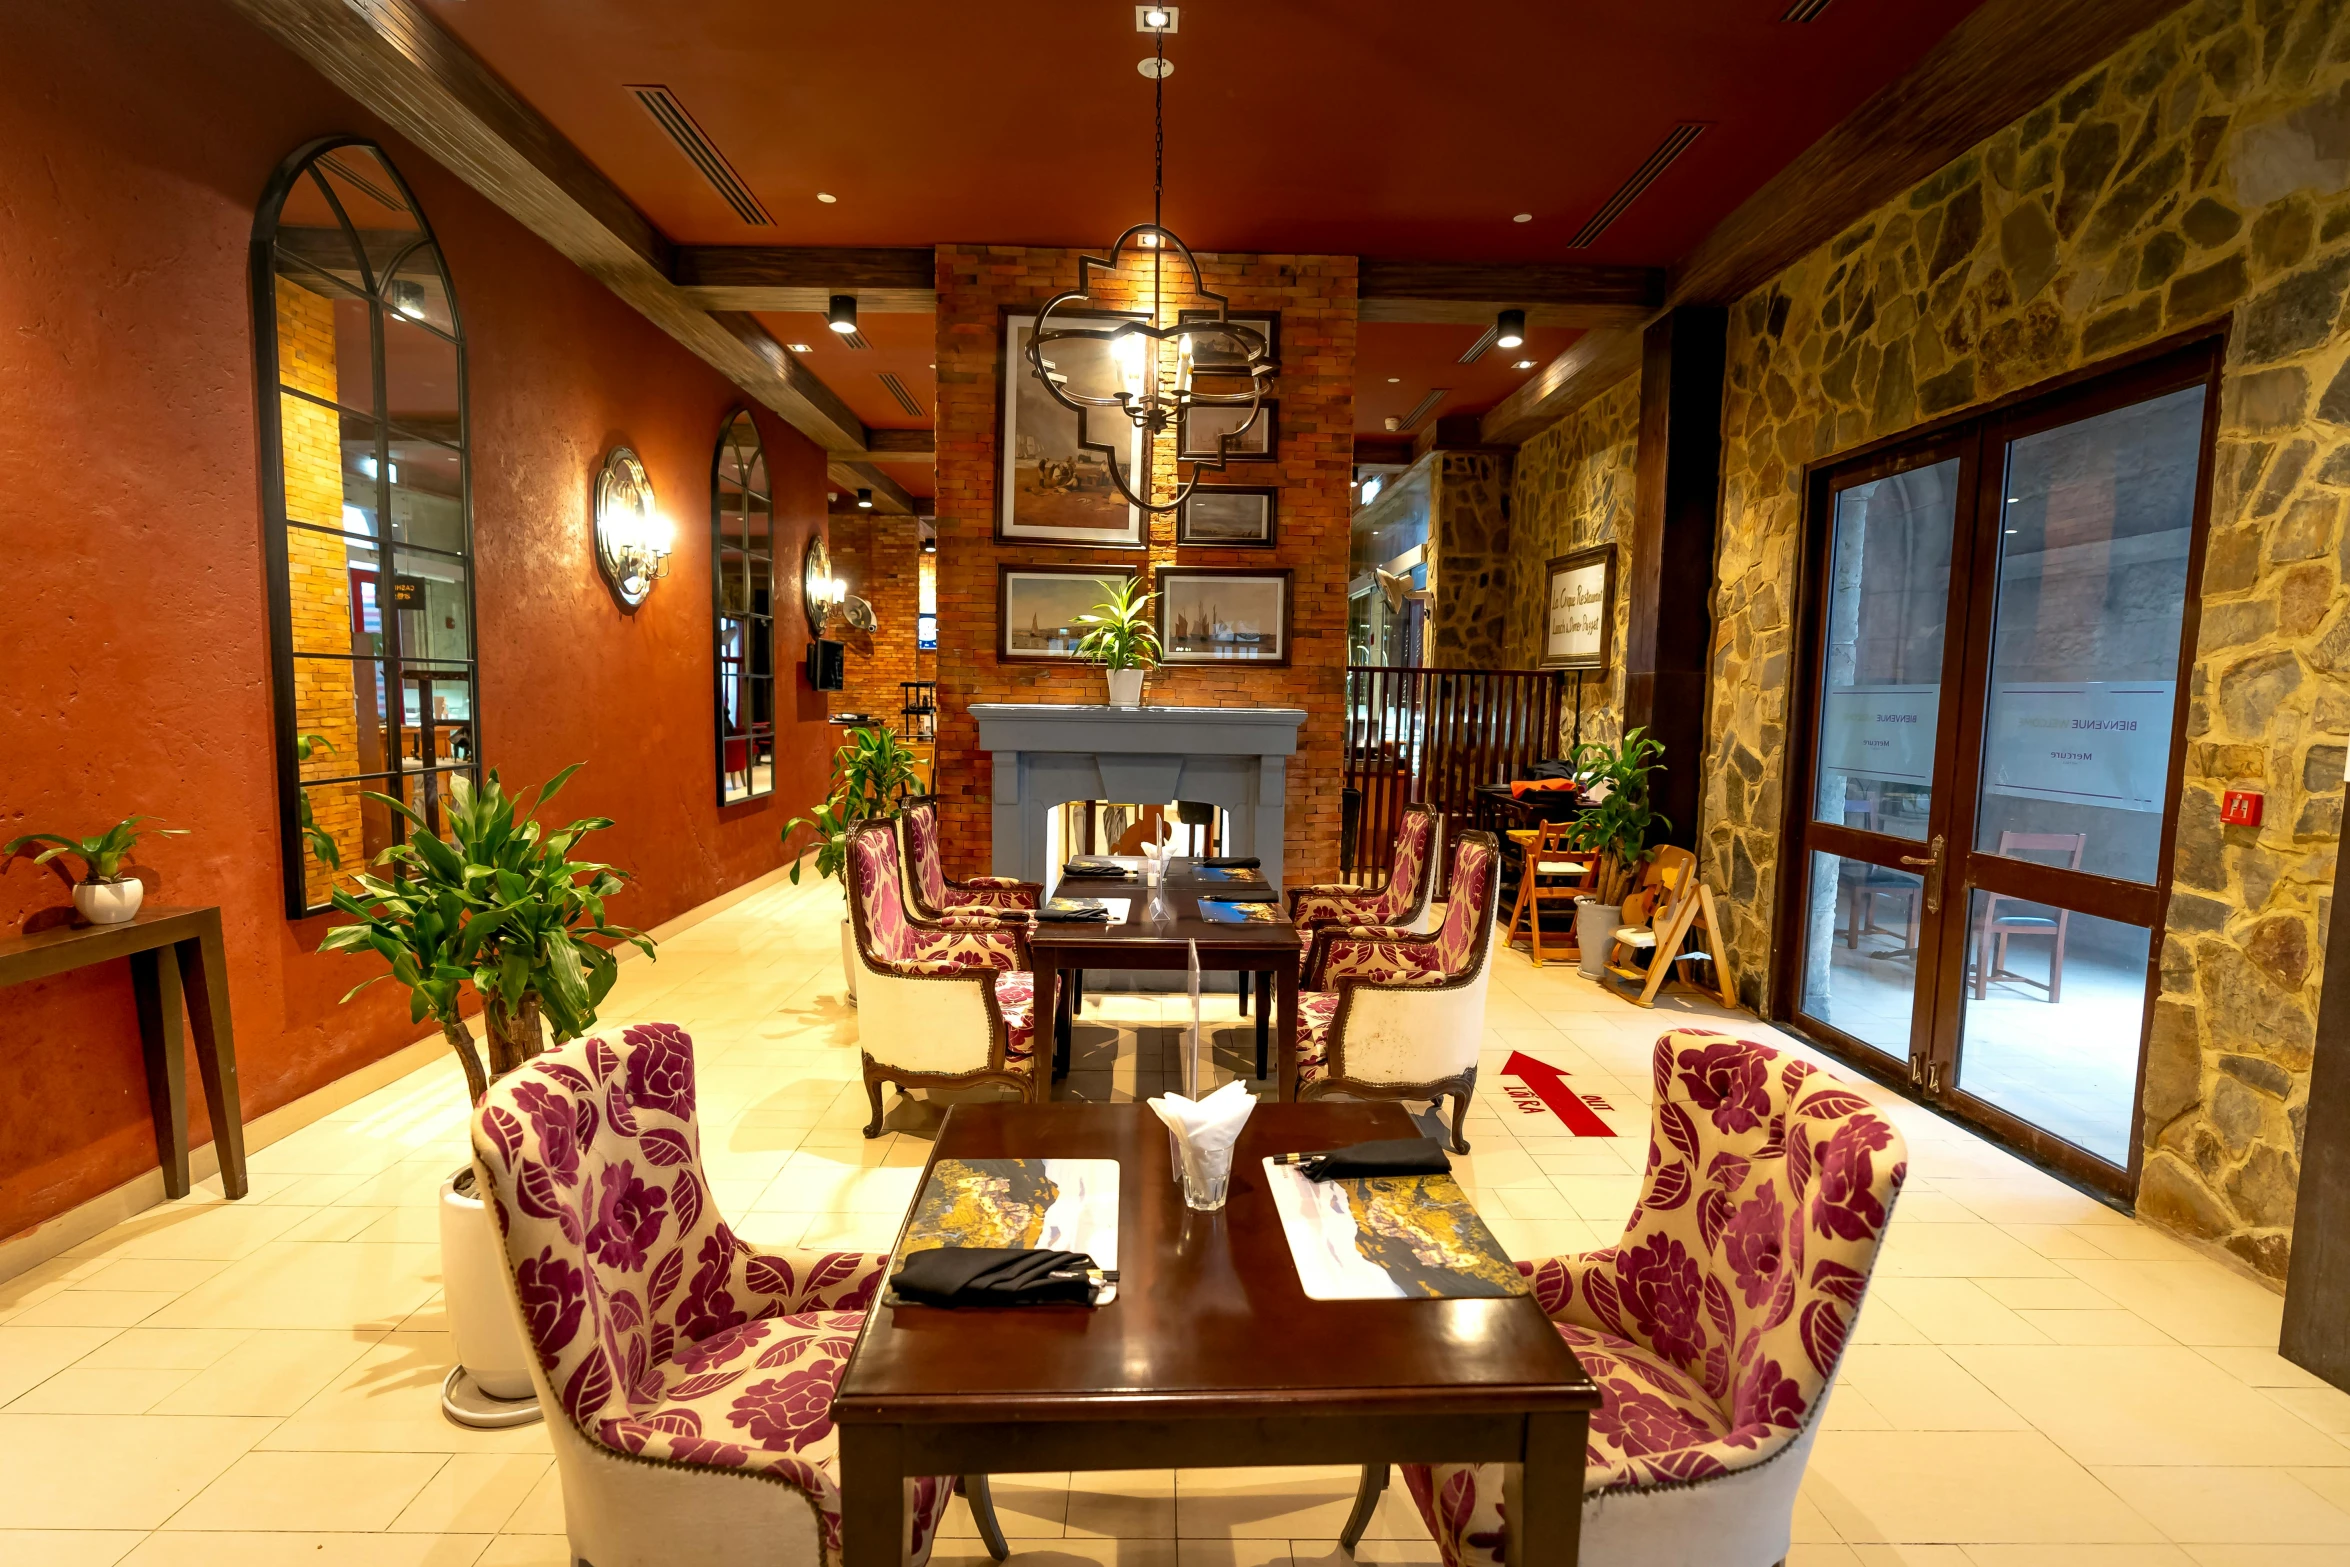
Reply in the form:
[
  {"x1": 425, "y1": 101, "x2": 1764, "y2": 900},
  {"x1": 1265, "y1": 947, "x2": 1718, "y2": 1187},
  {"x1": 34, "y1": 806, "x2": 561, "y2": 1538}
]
[{"x1": 1025, "y1": 23, "x2": 1278, "y2": 513}]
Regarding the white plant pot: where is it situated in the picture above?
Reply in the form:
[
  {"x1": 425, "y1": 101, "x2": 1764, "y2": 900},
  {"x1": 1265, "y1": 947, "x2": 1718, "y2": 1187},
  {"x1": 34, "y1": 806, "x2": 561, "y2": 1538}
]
[
  {"x1": 841, "y1": 915, "x2": 859, "y2": 1006},
  {"x1": 74, "y1": 878, "x2": 144, "y2": 924},
  {"x1": 438, "y1": 1172, "x2": 542, "y2": 1425},
  {"x1": 1575, "y1": 901, "x2": 1623, "y2": 981},
  {"x1": 1106, "y1": 667, "x2": 1145, "y2": 708}
]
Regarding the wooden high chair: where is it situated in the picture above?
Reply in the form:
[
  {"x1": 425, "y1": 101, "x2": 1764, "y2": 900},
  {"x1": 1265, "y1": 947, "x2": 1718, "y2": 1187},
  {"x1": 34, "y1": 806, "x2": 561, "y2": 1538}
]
[
  {"x1": 1603, "y1": 845, "x2": 1736, "y2": 1009},
  {"x1": 1503, "y1": 819, "x2": 1590, "y2": 966}
]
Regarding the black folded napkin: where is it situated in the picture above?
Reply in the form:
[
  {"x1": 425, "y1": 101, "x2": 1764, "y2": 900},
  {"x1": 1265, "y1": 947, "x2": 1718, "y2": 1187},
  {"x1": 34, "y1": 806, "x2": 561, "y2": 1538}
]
[
  {"x1": 1198, "y1": 855, "x2": 1261, "y2": 869},
  {"x1": 891, "y1": 1246, "x2": 1102, "y2": 1306},
  {"x1": 1061, "y1": 857, "x2": 1133, "y2": 878},
  {"x1": 1036, "y1": 896, "x2": 1112, "y2": 922},
  {"x1": 1206, "y1": 885, "x2": 1279, "y2": 902},
  {"x1": 1277, "y1": 1137, "x2": 1453, "y2": 1182}
]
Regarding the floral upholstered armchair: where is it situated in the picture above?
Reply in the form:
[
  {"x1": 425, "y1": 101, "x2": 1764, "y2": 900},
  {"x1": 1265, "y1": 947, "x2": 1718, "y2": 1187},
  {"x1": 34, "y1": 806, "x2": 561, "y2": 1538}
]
[
  {"x1": 472, "y1": 1024, "x2": 1006, "y2": 1567},
  {"x1": 847, "y1": 817, "x2": 1040, "y2": 1138},
  {"x1": 898, "y1": 794, "x2": 1041, "y2": 921},
  {"x1": 1287, "y1": 803, "x2": 1441, "y2": 935},
  {"x1": 1293, "y1": 830, "x2": 1500, "y2": 1152},
  {"x1": 1341, "y1": 1029, "x2": 1909, "y2": 1567}
]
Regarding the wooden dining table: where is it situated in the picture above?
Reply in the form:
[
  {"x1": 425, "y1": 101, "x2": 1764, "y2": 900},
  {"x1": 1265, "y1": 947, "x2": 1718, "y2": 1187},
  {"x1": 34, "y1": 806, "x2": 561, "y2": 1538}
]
[{"x1": 832, "y1": 1100, "x2": 1599, "y2": 1567}]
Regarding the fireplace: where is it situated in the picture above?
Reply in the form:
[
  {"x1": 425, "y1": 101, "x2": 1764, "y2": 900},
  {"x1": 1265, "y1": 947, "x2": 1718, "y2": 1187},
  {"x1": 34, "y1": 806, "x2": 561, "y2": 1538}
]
[{"x1": 971, "y1": 703, "x2": 1308, "y2": 889}]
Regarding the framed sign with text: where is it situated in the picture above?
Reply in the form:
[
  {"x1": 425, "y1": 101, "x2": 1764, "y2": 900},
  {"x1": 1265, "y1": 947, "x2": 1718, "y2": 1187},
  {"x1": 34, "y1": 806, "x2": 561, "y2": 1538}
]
[{"x1": 1540, "y1": 544, "x2": 1616, "y2": 671}]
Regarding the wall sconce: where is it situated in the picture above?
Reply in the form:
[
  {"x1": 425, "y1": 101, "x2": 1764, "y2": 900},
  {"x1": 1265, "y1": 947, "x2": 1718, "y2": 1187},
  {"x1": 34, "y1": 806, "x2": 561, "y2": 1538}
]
[
  {"x1": 803, "y1": 534, "x2": 846, "y2": 634},
  {"x1": 594, "y1": 447, "x2": 674, "y2": 609}
]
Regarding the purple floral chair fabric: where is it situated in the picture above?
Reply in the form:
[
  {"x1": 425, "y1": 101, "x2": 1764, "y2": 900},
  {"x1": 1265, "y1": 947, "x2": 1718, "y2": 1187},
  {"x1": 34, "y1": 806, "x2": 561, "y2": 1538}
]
[
  {"x1": 472, "y1": 1025, "x2": 957, "y2": 1567},
  {"x1": 1292, "y1": 832, "x2": 1500, "y2": 1153},
  {"x1": 1287, "y1": 805, "x2": 1440, "y2": 934},
  {"x1": 847, "y1": 819, "x2": 1041, "y2": 1136},
  {"x1": 1393, "y1": 1029, "x2": 1908, "y2": 1567},
  {"x1": 900, "y1": 796, "x2": 1040, "y2": 919}
]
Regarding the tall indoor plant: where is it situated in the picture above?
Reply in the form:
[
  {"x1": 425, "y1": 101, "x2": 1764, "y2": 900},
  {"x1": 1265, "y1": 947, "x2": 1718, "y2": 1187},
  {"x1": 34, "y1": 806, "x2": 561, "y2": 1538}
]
[
  {"x1": 784, "y1": 725, "x2": 925, "y2": 999},
  {"x1": 1568, "y1": 728, "x2": 1670, "y2": 978},
  {"x1": 1073, "y1": 577, "x2": 1161, "y2": 707}
]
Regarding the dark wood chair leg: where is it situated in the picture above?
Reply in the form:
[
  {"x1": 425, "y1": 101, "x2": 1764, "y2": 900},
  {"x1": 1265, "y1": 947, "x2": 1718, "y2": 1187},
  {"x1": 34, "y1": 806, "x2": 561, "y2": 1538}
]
[
  {"x1": 1339, "y1": 1463, "x2": 1387, "y2": 1551},
  {"x1": 960, "y1": 1475, "x2": 1010, "y2": 1562},
  {"x1": 1448, "y1": 1088, "x2": 1473, "y2": 1155},
  {"x1": 1238, "y1": 969, "x2": 1249, "y2": 1014},
  {"x1": 2049, "y1": 911, "x2": 2069, "y2": 1003},
  {"x1": 862, "y1": 1074, "x2": 887, "y2": 1139}
]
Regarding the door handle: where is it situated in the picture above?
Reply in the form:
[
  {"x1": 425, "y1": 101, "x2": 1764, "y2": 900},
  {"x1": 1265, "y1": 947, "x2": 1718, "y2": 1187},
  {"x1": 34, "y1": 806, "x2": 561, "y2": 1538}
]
[{"x1": 1897, "y1": 833, "x2": 1946, "y2": 915}]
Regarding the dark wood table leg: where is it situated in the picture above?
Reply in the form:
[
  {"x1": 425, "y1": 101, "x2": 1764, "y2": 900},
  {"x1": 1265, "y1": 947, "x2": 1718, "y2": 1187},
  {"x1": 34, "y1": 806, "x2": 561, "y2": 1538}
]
[
  {"x1": 1277, "y1": 954, "x2": 1300, "y2": 1103},
  {"x1": 1504, "y1": 1409, "x2": 1587, "y2": 1567},
  {"x1": 839, "y1": 1422, "x2": 906, "y2": 1567},
  {"x1": 1040, "y1": 965, "x2": 1066, "y2": 1080},
  {"x1": 1254, "y1": 970, "x2": 1272, "y2": 1081},
  {"x1": 177, "y1": 925, "x2": 247, "y2": 1199},
  {"x1": 129, "y1": 947, "x2": 191, "y2": 1199}
]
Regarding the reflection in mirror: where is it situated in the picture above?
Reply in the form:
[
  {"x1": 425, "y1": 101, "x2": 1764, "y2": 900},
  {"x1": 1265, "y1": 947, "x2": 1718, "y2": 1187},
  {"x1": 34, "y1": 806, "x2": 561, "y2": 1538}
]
[
  {"x1": 714, "y1": 410, "x2": 776, "y2": 804},
  {"x1": 259, "y1": 138, "x2": 476, "y2": 916}
]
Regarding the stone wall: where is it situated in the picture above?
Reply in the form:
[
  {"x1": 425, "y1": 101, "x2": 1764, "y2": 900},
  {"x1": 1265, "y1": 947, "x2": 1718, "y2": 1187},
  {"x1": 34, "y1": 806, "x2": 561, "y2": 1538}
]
[
  {"x1": 1703, "y1": 0, "x2": 2350, "y2": 1281},
  {"x1": 931, "y1": 246, "x2": 1357, "y2": 883},
  {"x1": 1507, "y1": 375, "x2": 1642, "y2": 750},
  {"x1": 1428, "y1": 449, "x2": 1513, "y2": 668}
]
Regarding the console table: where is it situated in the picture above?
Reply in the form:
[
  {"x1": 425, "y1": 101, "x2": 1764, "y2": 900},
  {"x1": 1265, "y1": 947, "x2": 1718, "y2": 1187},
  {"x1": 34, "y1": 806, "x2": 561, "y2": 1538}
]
[{"x1": 0, "y1": 905, "x2": 247, "y2": 1200}]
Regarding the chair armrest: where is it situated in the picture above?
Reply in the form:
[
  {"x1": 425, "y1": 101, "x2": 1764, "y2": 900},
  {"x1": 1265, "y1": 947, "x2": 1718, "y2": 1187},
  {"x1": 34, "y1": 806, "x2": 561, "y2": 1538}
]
[
  {"x1": 894, "y1": 917, "x2": 1026, "y2": 974},
  {"x1": 1518, "y1": 1247, "x2": 1620, "y2": 1334},
  {"x1": 1306, "y1": 925, "x2": 1444, "y2": 989},
  {"x1": 739, "y1": 1248, "x2": 891, "y2": 1316},
  {"x1": 946, "y1": 876, "x2": 1043, "y2": 911},
  {"x1": 1287, "y1": 884, "x2": 1385, "y2": 927}
]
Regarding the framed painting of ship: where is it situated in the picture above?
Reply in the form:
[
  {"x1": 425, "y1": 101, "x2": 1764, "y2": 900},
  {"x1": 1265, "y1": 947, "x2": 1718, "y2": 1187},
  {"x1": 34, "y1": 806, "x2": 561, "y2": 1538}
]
[
  {"x1": 998, "y1": 309, "x2": 1149, "y2": 550},
  {"x1": 998, "y1": 564, "x2": 1140, "y2": 662},
  {"x1": 1156, "y1": 566, "x2": 1292, "y2": 667}
]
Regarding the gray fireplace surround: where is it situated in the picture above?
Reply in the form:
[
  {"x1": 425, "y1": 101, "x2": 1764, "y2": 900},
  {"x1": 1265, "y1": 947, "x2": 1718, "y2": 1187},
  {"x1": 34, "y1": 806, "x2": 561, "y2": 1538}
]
[{"x1": 971, "y1": 703, "x2": 1308, "y2": 889}]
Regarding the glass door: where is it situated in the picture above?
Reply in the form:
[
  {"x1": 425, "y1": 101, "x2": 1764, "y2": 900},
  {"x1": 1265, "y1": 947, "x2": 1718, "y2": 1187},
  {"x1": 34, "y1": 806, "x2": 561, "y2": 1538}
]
[{"x1": 1785, "y1": 343, "x2": 2220, "y2": 1194}]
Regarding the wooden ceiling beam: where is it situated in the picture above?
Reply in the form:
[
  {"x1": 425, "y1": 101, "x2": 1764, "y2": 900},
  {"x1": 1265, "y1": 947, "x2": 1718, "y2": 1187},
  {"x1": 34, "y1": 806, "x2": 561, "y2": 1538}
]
[
  {"x1": 222, "y1": 0, "x2": 900, "y2": 460},
  {"x1": 673, "y1": 246, "x2": 938, "y2": 314},
  {"x1": 827, "y1": 461, "x2": 921, "y2": 516},
  {"x1": 1477, "y1": 328, "x2": 1643, "y2": 447},
  {"x1": 1358, "y1": 259, "x2": 1663, "y2": 331}
]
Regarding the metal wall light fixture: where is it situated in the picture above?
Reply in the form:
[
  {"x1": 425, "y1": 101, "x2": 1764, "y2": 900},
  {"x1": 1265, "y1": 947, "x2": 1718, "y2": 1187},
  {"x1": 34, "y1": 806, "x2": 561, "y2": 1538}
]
[
  {"x1": 827, "y1": 294, "x2": 858, "y2": 335},
  {"x1": 1024, "y1": 15, "x2": 1276, "y2": 513},
  {"x1": 1495, "y1": 309, "x2": 1526, "y2": 350},
  {"x1": 593, "y1": 446, "x2": 674, "y2": 609}
]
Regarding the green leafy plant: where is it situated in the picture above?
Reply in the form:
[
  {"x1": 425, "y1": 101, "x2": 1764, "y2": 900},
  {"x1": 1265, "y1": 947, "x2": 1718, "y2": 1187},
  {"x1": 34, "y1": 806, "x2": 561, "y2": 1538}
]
[
  {"x1": 1569, "y1": 727, "x2": 1670, "y2": 905},
  {"x1": 1072, "y1": 578, "x2": 1161, "y2": 671},
  {"x1": 319, "y1": 765, "x2": 653, "y2": 1104},
  {"x1": 4, "y1": 816, "x2": 186, "y2": 885},
  {"x1": 784, "y1": 726, "x2": 924, "y2": 886},
  {"x1": 294, "y1": 733, "x2": 342, "y2": 870}
]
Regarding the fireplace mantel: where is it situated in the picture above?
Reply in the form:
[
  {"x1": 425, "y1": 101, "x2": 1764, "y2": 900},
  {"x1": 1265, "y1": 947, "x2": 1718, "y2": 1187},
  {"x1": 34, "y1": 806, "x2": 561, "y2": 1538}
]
[{"x1": 972, "y1": 703, "x2": 1309, "y2": 887}]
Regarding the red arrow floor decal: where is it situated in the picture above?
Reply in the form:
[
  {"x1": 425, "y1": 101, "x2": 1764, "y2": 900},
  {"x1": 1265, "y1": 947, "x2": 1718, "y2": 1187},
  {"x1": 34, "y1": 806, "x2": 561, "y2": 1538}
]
[{"x1": 1499, "y1": 1051, "x2": 1616, "y2": 1137}]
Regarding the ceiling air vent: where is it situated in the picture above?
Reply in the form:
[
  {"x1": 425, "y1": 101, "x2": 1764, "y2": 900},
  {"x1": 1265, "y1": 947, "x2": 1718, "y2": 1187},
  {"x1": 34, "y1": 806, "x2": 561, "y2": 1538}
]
[
  {"x1": 628, "y1": 85, "x2": 772, "y2": 227},
  {"x1": 1398, "y1": 388, "x2": 1448, "y2": 431},
  {"x1": 1569, "y1": 122, "x2": 1705, "y2": 249},
  {"x1": 878, "y1": 372, "x2": 924, "y2": 417},
  {"x1": 837, "y1": 330, "x2": 873, "y2": 351},
  {"x1": 1780, "y1": 0, "x2": 1836, "y2": 19},
  {"x1": 1457, "y1": 325, "x2": 1499, "y2": 365}
]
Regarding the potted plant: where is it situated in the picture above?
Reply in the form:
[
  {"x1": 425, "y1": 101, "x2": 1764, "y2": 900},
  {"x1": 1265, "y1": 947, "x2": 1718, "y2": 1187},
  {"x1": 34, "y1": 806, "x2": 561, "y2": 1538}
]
[
  {"x1": 1567, "y1": 728, "x2": 1670, "y2": 980},
  {"x1": 1073, "y1": 577, "x2": 1161, "y2": 707},
  {"x1": 4, "y1": 816, "x2": 187, "y2": 924},
  {"x1": 317, "y1": 764, "x2": 653, "y2": 1426},
  {"x1": 784, "y1": 725, "x2": 925, "y2": 1000}
]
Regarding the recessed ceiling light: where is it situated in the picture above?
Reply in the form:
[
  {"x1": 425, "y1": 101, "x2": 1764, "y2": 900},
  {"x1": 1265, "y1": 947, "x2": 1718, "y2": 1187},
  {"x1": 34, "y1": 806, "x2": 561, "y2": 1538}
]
[
  {"x1": 1514, "y1": 359, "x2": 1536, "y2": 370},
  {"x1": 788, "y1": 342, "x2": 813, "y2": 353},
  {"x1": 1513, "y1": 212, "x2": 1533, "y2": 223},
  {"x1": 1386, "y1": 376, "x2": 1400, "y2": 384},
  {"x1": 817, "y1": 192, "x2": 837, "y2": 203}
]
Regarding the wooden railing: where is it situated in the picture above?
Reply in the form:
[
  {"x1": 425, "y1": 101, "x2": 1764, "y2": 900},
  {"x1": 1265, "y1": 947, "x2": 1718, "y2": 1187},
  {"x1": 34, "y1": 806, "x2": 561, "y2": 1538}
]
[{"x1": 1343, "y1": 666, "x2": 1567, "y2": 892}]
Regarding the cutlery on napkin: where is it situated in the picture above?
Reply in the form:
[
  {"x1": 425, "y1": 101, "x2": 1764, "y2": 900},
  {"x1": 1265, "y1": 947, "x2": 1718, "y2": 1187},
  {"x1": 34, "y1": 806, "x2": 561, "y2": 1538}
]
[{"x1": 1271, "y1": 1136, "x2": 1453, "y2": 1181}]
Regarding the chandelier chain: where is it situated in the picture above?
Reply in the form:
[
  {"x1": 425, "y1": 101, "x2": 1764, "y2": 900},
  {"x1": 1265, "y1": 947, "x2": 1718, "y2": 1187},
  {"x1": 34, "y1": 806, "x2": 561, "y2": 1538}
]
[{"x1": 1152, "y1": 28, "x2": 1165, "y2": 322}]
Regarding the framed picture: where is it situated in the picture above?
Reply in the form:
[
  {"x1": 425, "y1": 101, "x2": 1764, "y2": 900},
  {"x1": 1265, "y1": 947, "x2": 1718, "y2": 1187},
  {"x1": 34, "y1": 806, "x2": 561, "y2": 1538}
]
[
  {"x1": 997, "y1": 309, "x2": 1147, "y2": 550},
  {"x1": 999, "y1": 564, "x2": 1139, "y2": 661},
  {"x1": 1177, "y1": 399, "x2": 1278, "y2": 462},
  {"x1": 1540, "y1": 544, "x2": 1616, "y2": 670},
  {"x1": 1176, "y1": 309, "x2": 1280, "y2": 373},
  {"x1": 1177, "y1": 485, "x2": 1279, "y2": 547},
  {"x1": 1157, "y1": 567, "x2": 1293, "y2": 667}
]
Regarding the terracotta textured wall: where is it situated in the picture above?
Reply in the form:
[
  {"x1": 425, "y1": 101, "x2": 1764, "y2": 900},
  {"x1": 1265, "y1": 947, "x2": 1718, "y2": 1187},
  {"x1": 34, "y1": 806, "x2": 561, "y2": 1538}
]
[
  {"x1": 931, "y1": 246, "x2": 1357, "y2": 884},
  {"x1": 1702, "y1": 0, "x2": 2350, "y2": 1280},
  {"x1": 0, "y1": 0, "x2": 835, "y2": 1241},
  {"x1": 1507, "y1": 376, "x2": 1642, "y2": 750}
]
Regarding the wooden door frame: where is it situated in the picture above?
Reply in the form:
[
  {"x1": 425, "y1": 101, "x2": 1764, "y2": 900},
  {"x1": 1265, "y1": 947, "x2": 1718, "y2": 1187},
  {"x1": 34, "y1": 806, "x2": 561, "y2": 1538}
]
[{"x1": 1770, "y1": 324, "x2": 2231, "y2": 1198}]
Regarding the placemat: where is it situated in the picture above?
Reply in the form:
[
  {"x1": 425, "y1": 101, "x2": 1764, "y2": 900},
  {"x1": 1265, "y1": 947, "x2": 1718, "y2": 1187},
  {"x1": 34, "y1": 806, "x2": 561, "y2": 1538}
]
[
  {"x1": 887, "y1": 1158, "x2": 1121, "y2": 1305},
  {"x1": 1263, "y1": 1159, "x2": 1528, "y2": 1300}
]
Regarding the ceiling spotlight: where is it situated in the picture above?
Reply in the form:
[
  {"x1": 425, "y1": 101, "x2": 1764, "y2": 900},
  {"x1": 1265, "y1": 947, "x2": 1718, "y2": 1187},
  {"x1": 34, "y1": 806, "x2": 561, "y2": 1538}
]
[
  {"x1": 1386, "y1": 376, "x2": 1401, "y2": 384},
  {"x1": 1514, "y1": 358, "x2": 1537, "y2": 370},
  {"x1": 1513, "y1": 212, "x2": 1533, "y2": 223},
  {"x1": 827, "y1": 295, "x2": 858, "y2": 335},
  {"x1": 1495, "y1": 309, "x2": 1526, "y2": 350},
  {"x1": 1383, "y1": 416, "x2": 1401, "y2": 432},
  {"x1": 817, "y1": 192, "x2": 838, "y2": 203},
  {"x1": 787, "y1": 342, "x2": 813, "y2": 353},
  {"x1": 1136, "y1": 3, "x2": 1179, "y2": 30},
  {"x1": 856, "y1": 488, "x2": 874, "y2": 509}
]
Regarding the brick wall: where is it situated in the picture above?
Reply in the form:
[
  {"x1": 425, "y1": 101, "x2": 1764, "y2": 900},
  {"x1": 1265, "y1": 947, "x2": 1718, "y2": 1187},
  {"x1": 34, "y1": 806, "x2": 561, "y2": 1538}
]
[
  {"x1": 828, "y1": 512, "x2": 925, "y2": 726},
  {"x1": 932, "y1": 245, "x2": 1357, "y2": 883},
  {"x1": 274, "y1": 276, "x2": 362, "y2": 907}
]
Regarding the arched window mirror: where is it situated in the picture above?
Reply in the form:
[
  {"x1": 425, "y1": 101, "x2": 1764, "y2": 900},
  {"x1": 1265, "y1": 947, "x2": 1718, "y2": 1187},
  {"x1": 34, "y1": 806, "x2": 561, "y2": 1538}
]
[
  {"x1": 713, "y1": 410, "x2": 776, "y2": 803},
  {"x1": 252, "y1": 139, "x2": 477, "y2": 917}
]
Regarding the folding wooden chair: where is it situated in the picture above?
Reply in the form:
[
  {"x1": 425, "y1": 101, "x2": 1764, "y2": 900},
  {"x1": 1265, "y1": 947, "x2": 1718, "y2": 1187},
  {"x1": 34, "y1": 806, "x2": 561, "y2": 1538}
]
[
  {"x1": 1503, "y1": 819, "x2": 1591, "y2": 966},
  {"x1": 1603, "y1": 846, "x2": 1736, "y2": 1009}
]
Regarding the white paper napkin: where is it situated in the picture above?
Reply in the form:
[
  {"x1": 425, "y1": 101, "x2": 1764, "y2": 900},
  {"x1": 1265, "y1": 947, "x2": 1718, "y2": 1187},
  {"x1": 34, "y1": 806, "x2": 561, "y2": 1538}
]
[{"x1": 1149, "y1": 1076, "x2": 1255, "y2": 1192}]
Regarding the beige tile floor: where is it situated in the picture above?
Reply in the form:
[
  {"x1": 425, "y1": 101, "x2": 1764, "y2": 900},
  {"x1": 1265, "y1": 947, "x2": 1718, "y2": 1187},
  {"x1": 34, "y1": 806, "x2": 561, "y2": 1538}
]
[{"x1": 2, "y1": 868, "x2": 2343, "y2": 1566}]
